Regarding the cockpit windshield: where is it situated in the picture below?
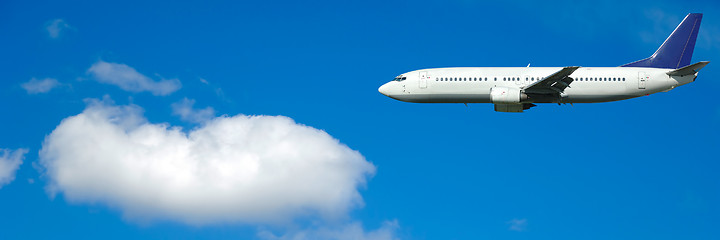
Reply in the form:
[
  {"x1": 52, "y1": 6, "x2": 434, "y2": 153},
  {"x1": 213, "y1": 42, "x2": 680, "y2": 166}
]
[{"x1": 392, "y1": 75, "x2": 407, "y2": 81}]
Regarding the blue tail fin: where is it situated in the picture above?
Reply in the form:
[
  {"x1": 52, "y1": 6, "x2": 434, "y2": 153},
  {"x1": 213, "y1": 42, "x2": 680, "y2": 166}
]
[{"x1": 622, "y1": 13, "x2": 702, "y2": 69}]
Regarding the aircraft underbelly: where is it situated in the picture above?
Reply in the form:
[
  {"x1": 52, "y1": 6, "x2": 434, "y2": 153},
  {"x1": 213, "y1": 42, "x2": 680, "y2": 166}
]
[{"x1": 564, "y1": 94, "x2": 638, "y2": 103}]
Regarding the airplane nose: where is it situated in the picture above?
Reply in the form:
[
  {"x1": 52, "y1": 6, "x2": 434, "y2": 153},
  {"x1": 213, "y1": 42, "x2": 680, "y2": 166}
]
[{"x1": 378, "y1": 83, "x2": 390, "y2": 96}]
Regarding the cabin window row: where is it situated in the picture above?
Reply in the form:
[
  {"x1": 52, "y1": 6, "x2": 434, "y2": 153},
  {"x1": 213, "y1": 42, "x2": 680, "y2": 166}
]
[
  {"x1": 435, "y1": 77, "x2": 489, "y2": 81},
  {"x1": 577, "y1": 77, "x2": 626, "y2": 82},
  {"x1": 434, "y1": 77, "x2": 627, "y2": 82},
  {"x1": 434, "y1": 77, "x2": 544, "y2": 82}
]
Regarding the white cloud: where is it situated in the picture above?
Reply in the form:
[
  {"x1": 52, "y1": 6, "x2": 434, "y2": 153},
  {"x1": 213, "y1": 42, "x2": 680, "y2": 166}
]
[
  {"x1": 639, "y1": 9, "x2": 682, "y2": 45},
  {"x1": 507, "y1": 218, "x2": 527, "y2": 232},
  {"x1": 199, "y1": 78, "x2": 229, "y2": 102},
  {"x1": 0, "y1": 148, "x2": 28, "y2": 189},
  {"x1": 21, "y1": 78, "x2": 60, "y2": 94},
  {"x1": 171, "y1": 98, "x2": 215, "y2": 124},
  {"x1": 86, "y1": 60, "x2": 182, "y2": 96},
  {"x1": 46, "y1": 19, "x2": 71, "y2": 38},
  {"x1": 39, "y1": 97, "x2": 375, "y2": 225},
  {"x1": 697, "y1": 20, "x2": 720, "y2": 53},
  {"x1": 258, "y1": 220, "x2": 400, "y2": 240}
]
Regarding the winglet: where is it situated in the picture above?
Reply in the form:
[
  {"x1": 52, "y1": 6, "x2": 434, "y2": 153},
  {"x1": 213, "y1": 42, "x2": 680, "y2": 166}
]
[
  {"x1": 622, "y1": 13, "x2": 703, "y2": 69},
  {"x1": 667, "y1": 61, "x2": 710, "y2": 76}
]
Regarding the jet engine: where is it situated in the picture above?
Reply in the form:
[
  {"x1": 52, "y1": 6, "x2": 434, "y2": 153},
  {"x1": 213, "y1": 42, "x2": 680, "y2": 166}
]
[{"x1": 490, "y1": 87, "x2": 528, "y2": 104}]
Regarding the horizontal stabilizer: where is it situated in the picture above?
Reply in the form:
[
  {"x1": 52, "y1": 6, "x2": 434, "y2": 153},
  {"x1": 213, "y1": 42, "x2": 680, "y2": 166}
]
[{"x1": 667, "y1": 61, "x2": 710, "y2": 76}]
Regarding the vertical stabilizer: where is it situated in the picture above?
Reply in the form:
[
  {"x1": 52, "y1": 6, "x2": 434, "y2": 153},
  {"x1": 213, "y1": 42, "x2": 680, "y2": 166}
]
[{"x1": 622, "y1": 13, "x2": 702, "y2": 69}]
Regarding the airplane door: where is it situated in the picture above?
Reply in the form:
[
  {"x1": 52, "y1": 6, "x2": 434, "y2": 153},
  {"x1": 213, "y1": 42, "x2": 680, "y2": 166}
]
[
  {"x1": 419, "y1": 71, "x2": 428, "y2": 89},
  {"x1": 638, "y1": 72, "x2": 647, "y2": 89}
]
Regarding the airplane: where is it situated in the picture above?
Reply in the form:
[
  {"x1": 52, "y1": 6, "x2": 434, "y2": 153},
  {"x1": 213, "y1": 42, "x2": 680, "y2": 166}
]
[{"x1": 378, "y1": 13, "x2": 709, "y2": 112}]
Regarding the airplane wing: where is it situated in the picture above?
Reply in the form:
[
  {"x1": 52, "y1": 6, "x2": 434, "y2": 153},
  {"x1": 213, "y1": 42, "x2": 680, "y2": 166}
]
[{"x1": 523, "y1": 66, "x2": 580, "y2": 94}]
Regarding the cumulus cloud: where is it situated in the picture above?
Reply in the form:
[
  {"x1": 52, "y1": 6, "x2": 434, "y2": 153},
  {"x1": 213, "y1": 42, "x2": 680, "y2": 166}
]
[
  {"x1": 258, "y1": 220, "x2": 401, "y2": 240},
  {"x1": 507, "y1": 218, "x2": 527, "y2": 232},
  {"x1": 39, "y1": 98, "x2": 375, "y2": 224},
  {"x1": 46, "y1": 19, "x2": 71, "y2": 38},
  {"x1": 21, "y1": 77, "x2": 60, "y2": 94},
  {"x1": 86, "y1": 61, "x2": 181, "y2": 96},
  {"x1": 0, "y1": 148, "x2": 28, "y2": 189},
  {"x1": 171, "y1": 98, "x2": 215, "y2": 124}
]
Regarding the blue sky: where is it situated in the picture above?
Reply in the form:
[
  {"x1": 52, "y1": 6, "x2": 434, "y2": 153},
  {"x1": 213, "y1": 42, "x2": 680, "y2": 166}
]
[{"x1": 1, "y1": 0, "x2": 719, "y2": 239}]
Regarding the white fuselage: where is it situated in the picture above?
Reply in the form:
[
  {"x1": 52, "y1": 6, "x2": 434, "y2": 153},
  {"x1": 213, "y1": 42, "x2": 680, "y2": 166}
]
[{"x1": 378, "y1": 67, "x2": 696, "y2": 104}]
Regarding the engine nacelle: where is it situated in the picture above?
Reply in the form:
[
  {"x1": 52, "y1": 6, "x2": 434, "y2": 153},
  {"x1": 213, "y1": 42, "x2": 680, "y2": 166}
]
[{"x1": 490, "y1": 87, "x2": 527, "y2": 104}]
